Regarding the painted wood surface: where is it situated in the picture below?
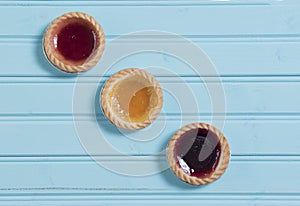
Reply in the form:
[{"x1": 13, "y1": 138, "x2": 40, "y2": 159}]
[{"x1": 0, "y1": 0, "x2": 299, "y2": 205}]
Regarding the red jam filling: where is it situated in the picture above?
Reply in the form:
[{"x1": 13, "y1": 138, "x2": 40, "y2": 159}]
[
  {"x1": 174, "y1": 128, "x2": 221, "y2": 178},
  {"x1": 55, "y1": 23, "x2": 96, "y2": 62}
]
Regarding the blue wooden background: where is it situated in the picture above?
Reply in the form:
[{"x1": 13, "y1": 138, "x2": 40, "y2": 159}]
[{"x1": 0, "y1": 0, "x2": 300, "y2": 205}]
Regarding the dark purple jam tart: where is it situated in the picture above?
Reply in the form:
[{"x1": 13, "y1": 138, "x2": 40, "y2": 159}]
[
  {"x1": 43, "y1": 12, "x2": 105, "y2": 73},
  {"x1": 167, "y1": 122, "x2": 230, "y2": 185}
]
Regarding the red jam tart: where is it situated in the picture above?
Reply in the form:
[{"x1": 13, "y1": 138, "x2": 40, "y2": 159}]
[
  {"x1": 43, "y1": 12, "x2": 105, "y2": 73},
  {"x1": 167, "y1": 122, "x2": 230, "y2": 185},
  {"x1": 101, "y1": 68, "x2": 163, "y2": 130}
]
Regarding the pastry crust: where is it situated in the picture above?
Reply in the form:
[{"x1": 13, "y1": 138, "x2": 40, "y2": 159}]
[
  {"x1": 101, "y1": 68, "x2": 163, "y2": 130},
  {"x1": 43, "y1": 12, "x2": 105, "y2": 73},
  {"x1": 167, "y1": 122, "x2": 230, "y2": 185}
]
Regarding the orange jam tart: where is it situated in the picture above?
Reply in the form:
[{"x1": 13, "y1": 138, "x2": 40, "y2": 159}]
[
  {"x1": 101, "y1": 68, "x2": 163, "y2": 130},
  {"x1": 43, "y1": 12, "x2": 105, "y2": 73}
]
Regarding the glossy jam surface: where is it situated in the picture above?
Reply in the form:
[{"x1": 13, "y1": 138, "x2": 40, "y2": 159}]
[
  {"x1": 129, "y1": 86, "x2": 155, "y2": 121},
  {"x1": 174, "y1": 128, "x2": 221, "y2": 178},
  {"x1": 55, "y1": 23, "x2": 96, "y2": 62},
  {"x1": 110, "y1": 77, "x2": 157, "y2": 123}
]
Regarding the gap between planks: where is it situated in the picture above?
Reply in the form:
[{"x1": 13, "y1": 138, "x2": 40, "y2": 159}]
[
  {"x1": 2, "y1": 34, "x2": 300, "y2": 43},
  {"x1": 0, "y1": 155, "x2": 298, "y2": 162},
  {"x1": 0, "y1": 76, "x2": 300, "y2": 83},
  {"x1": 2, "y1": 113, "x2": 300, "y2": 121}
]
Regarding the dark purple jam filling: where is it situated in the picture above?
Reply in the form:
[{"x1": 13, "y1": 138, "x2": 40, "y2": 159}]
[
  {"x1": 174, "y1": 128, "x2": 221, "y2": 178},
  {"x1": 56, "y1": 23, "x2": 95, "y2": 62}
]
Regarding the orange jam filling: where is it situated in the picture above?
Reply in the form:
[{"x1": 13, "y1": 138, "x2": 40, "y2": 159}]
[
  {"x1": 129, "y1": 86, "x2": 155, "y2": 122},
  {"x1": 110, "y1": 77, "x2": 158, "y2": 122}
]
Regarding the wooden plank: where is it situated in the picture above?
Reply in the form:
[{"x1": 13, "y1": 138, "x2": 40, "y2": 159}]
[
  {"x1": 0, "y1": 118, "x2": 299, "y2": 155},
  {"x1": 0, "y1": 5, "x2": 299, "y2": 36},
  {"x1": 1, "y1": 41, "x2": 300, "y2": 76},
  {"x1": 0, "y1": 81, "x2": 298, "y2": 115},
  {"x1": 0, "y1": 0, "x2": 278, "y2": 6},
  {"x1": 0, "y1": 199, "x2": 299, "y2": 206},
  {"x1": 0, "y1": 160, "x2": 298, "y2": 194}
]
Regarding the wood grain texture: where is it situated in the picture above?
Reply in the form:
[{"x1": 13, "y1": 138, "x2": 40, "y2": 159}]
[
  {"x1": 0, "y1": 80, "x2": 298, "y2": 114},
  {"x1": 1, "y1": 40, "x2": 300, "y2": 76}
]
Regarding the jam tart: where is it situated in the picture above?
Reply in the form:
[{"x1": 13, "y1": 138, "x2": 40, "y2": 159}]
[
  {"x1": 167, "y1": 122, "x2": 230, "y2": 185},
  {"x1": 43, "y1": 12, "x2": 105, "y2": 73},
  {"x1": 101, "y1": 68, "x2": 163, "y2": 130}
]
